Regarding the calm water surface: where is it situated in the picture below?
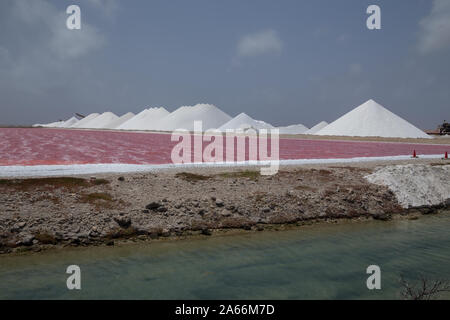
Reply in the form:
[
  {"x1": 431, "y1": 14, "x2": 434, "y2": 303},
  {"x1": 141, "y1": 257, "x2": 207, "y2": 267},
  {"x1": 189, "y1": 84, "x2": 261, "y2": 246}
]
[{"x1": 1, "y1": 213, "x2": 450, "y2": 299}]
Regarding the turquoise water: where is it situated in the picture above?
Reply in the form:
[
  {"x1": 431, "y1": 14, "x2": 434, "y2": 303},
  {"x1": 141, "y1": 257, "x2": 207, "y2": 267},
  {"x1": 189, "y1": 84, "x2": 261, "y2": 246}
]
[{"x1": 1, "y1": 213, "x2": 450, "y2": 300}]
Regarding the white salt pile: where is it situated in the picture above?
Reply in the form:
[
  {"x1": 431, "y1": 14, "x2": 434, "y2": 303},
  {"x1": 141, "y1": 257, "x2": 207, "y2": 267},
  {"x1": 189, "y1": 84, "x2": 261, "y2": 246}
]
[
  {"x1": 117, "y1": 109, "x2": 149, "y2": 130},
  {"x1": 365, "y1": 164, "x2": 450, "y2": 208},
  {"x1": 81, "y1": 112, "x2": 119, "y2": 129},
  {"x1": 219, "y1": 113, "x2": 274, "y2": 131},
  {"x1": 59, "y1": 117, "x2": 79, "y2": 128},
  {"x1": 36, "y1": 121, "x2": 63, "y2": 128},
  {"x1": 277, "y1": 124, "x2": 308, "y2": 134},
  {"x1": 154, "y1": 104, "x2": 231, "y2": 131},
  {"x1": 70, "y1": 113, "x2": 100, "y2": 128},
  {"x1": 305, "y1": 121, "x2": 328, "y2": 134},
  {"x1": 316, "y1": 99, "x2": 431, "y2": 139},
  {"x1": 118, "y1": 108, "x2": 169, "y2": 130},
  {"x1": 104, "y1": 112, "x2": 135, "y2": 129},
  {"x1": 130, "y1": 107, "x2": 170, "y2": 131}
]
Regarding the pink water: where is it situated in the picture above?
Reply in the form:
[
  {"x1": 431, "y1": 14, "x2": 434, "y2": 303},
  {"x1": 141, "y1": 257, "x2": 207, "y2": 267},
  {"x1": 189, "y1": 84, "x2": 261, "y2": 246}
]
[{"x1": 0, "y1": 128, "x2": 448, "y2": 166}]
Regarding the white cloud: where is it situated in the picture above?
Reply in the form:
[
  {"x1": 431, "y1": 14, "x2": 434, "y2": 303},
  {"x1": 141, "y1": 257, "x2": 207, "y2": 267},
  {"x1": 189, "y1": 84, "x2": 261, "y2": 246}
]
[
  {"x1": 0, "y1": 0, "x2": 106, "y2": 92},
  {"x1": 11, "y1": 0, "x2": 105, "y2": 60},
  {"x1": 84, "y1": 0, "x2": 119, "y2": 18},
  {"x1": 418, "y1": 0, "x2": 450, "y2": 54},
  {"x1": 237, "y1": 29, "x2": 283, "y2": 58}
]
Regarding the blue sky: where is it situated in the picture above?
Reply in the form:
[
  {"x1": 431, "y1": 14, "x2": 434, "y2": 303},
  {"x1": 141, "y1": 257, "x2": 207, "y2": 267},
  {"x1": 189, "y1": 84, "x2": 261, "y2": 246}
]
[{"x1": 0, "y1": 0, "x2": 449, "y2": 129}]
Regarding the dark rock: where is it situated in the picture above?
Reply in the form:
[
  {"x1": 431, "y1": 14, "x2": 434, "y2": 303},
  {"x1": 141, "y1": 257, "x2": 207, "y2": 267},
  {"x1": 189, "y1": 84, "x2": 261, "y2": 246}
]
[
  {"x1": 372, "y1": 212, "x2": 391, "y2": 221},
  {"x1": 21, "y1": 234, "x2": 34, "y2": 246},
  {"x1": 215, "y1": 199, "x2": 224, "y2": 207},
  {"x1": 118, "y1": 176, "x2": 125, "y2": 181},
  {"x1": 89, "y1": 229, "x2": 99, "y2": 237},
  {"x1": 419, "y1": 207, "x2": 435, "y2": 215},
  {"x1": 201, "y1": 228, "x2": 212, "y2": 236},
  {"x1": 444, "y1": 198, "x2": 450, "y2": 207},
  {"x1": 149, "y1": 232, "x2": 159, "y2": 239},
  {"x1": 142, "y1": 209, "x2": 150, "y2": 214},
  {"x1": 146, "y1": 202, "x2": 161, "y2": 210},
  {"x1": 114, "y1": 215, "x2": 131, "y2": 228},
  {"x1": 157, "y1": 206, "x2": 168, "y2": 213}
]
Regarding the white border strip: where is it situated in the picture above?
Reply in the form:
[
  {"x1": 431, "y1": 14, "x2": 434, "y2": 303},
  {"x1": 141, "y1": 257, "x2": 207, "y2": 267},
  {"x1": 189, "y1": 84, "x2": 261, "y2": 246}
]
[{"x1": 0, "y1": 154, "x2": 445, "y2": 178}]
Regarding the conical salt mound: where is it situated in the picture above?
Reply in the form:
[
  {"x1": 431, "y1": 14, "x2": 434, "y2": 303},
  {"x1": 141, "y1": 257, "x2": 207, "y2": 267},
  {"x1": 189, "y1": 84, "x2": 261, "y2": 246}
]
[
  {"x1": 104, "y1": 112, "x2": 135, "y2": 129},
  {"x1": 219, "y1": 113, "x2": 274, "y2": 131},
  {"x1": 60, "y1": 116, "x2": 79, "y2": 128},
  {"x1": 117, "y1": 109, "x2": 150, "y2": 130},
  {"x1": 82, "y1": 112, "x2": 119, "y2": 129},
  {"x1": 153, "y1": 104, "x2": 232, "y2": 131},
  {"x1": 305, "y1": 121, "x2": 328, "y2": 134},
  {"x1": 70, "y1": 113, "x2": 100, "y2": 128},
  {"x1": 316, "y1": 99, "x2": 431, "y2": 139},
  {"x1": 277, "y1": 123, "x2": 308, "y2": 134},
  {"x1": 37, "y1": 121, "x2": 64, "y2": 128},
  {"x1": 132, "y1": 107, "x2": 171, "y2": 130},
  {"x1": 118, "y1": 108, "x2": 169, "y2": 130}
]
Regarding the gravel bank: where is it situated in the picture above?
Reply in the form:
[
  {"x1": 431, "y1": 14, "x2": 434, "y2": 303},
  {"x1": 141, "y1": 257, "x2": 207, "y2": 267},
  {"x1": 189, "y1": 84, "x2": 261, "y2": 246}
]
[{"x1": 1, "y1": 159, "x2": 449, "y2": 254}]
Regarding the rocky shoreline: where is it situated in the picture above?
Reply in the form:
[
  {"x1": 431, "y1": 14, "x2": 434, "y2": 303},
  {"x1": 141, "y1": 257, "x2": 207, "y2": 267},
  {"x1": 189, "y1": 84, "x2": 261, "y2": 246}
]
[{"x1": 1, "y1": 160, "x2": 449, "y2": 255}]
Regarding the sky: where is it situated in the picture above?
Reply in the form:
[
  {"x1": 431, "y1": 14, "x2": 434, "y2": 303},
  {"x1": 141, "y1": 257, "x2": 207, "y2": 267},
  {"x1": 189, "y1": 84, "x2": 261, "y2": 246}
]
[{"x1": 0, "y1": 0, "x2": 449, "y2": 129}]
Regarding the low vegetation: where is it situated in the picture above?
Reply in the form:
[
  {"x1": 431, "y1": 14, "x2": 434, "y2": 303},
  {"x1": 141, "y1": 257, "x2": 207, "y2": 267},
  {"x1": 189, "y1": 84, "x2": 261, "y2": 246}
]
[
  {"x1": 0, "y1": 177, "x2": 109, "y2": 192},
  {"x1": 216, "y1": 170, "x2": 260, "y2": 180},
  {"x1": 175, "y1": 172, "x2": 211, "y2": 182},
  {"x1": 295, "y1": 185, "x2": 317, "y2": 192},
  {"x1": 34, "y1": 232, "x2": 58, "y2": 245},
  {"x1": 175, "y1": 170, "x2": 261, "y2": 183},
  {"x1": 79, "y1": 192, "x2": 118, "y2": 209}
]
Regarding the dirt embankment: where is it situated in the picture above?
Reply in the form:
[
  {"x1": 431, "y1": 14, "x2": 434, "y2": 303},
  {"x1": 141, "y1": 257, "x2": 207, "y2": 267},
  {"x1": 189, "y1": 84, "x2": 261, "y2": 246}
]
[{"x1": 1, "y1": 161, "x2": 449, "y2": 254}]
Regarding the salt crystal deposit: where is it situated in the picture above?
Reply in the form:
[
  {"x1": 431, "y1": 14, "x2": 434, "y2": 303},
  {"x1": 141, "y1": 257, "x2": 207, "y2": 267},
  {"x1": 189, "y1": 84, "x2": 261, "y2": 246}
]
[
  {"x1": 316, "y1": 99, "x2": 431, "y2": 139},
  {"x1": 118, "y1": 108, "x2": 169, "y2": 130},
  {"x1": 70, "y1": 113, "x2": 100, "y2": 128},
  {"x1": 104, "y1": 112, "x2": 135, "y2": 129},
  {"x1": 365, "y1": 164, "x2": 450, "y2": 208},
  {"x1": 59, "y1": 117, "x2": 79, "y2": 128},
  {"x1": 154, "y1": 104, "x2": 231, "y2": 131},
  {"x1": 305, "y1": 121, "x2": 328, "y2": 134},
  {"x1": 117, "y1": 109, "x2": 150, "y2": 130},
  {"x1": 81, "y1": 112, "x2": 119, "y2": 129},
  {"x1": 33, "y1": 121, "x2": 63, "y2": 128},
  {"x1": 130, "y1": 107, "x2": 170, "y2": 130},
  {"x1": 219, "y1": 113, "x2": 274, "y2": 131},
  {"x1": 277, "y1": 124, "x2": 309, "y2": 134}
]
